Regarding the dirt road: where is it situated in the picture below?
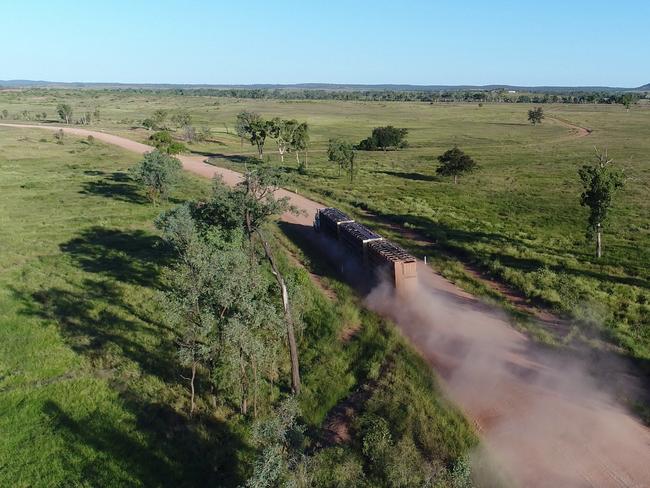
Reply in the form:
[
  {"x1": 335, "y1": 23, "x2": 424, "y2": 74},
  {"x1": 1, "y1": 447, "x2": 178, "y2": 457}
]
[
  {"x1": 2, "y1": 123, "x2": 649, "y2": 487},
  {"x1": 0, "y1": 123, "x2": 323, "y2": 227}
]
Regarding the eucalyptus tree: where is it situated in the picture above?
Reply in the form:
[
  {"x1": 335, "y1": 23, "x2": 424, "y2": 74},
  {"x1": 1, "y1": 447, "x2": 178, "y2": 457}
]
[
  {"x1": 290, "y1": 122, "x2": 310, "y2": 170},
  {"x1": 578, "y1": 148, "x2": 625, "y2": 258},
  {"x1": 236, "y1": 110, "x2": 271, "y2": 157},
  {"x1": 245, "y1": 397, "x2": 306, "y2": 488},
  {"x1": 269, "y1": 118, "x2": 298, "y2": 163},
  {"x1": 195, "y1": 168, "x2": 303, "y2": 394},
  {"x1": 56, "y1": 103, "x2": 73, "y2": 124},
  {"x1": 151, "y1": 109, "x2": 169, "y2": 129},
  {"x1": 157, "y1": 205, "x2": 285, "y2": 416},
  {"x1": 328, "y1": 138, "x2": 356, "y2": 181}
]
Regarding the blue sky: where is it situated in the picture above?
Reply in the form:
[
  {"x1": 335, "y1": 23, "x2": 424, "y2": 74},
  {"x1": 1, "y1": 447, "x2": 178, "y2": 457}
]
[{"x1": 1, "y1": 0, "x2": 648, "y2": 86}]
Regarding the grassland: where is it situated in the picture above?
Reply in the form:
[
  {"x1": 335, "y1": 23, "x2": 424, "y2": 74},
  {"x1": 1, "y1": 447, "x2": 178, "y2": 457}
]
[
  {"x1": 4, "y1": 89, "x2": 645, "y2": 361},
  {"x1": 0, "y1": 126, "x2": 481, "y2": 486}
]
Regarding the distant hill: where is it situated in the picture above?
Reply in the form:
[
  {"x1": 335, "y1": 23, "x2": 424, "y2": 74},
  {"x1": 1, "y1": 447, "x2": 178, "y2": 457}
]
[{"x1": 1, "y1": 80, "x2": 648, "y2": 93}]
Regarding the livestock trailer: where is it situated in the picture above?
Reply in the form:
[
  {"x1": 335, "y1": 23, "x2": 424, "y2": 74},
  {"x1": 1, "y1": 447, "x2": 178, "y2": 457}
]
[{"x1": 314, "y1": 208, "x2": 417, "y2": 291}]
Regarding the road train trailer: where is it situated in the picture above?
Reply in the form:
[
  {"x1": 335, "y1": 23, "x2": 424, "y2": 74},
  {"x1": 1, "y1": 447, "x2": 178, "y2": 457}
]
[{"x1": 314, "y1": 208, "x2": 417, "y2": 290}]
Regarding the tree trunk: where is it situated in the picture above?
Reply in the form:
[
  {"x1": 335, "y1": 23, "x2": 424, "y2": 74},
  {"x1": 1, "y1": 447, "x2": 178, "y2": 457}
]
[
  {"x1": 252, "y1": 359, "x2": 258, "y2": 419},
  {"x1": 296, "y1": 151, "x2": 300, "y2": 165},
  {"x1": 190, "y1": 362, "x2": 196, "y2": 414},
  {"x1": 596, "y1": 223, "x2": 602, "y2": 258},
  {"x1": 454, "y1": 174, "x2": 458, "y2": 184},
  {"x1": 240, "y1": 349, "x2": 248, "y2": 415},
  {"x1": 257, "y1": 231, "x2": 301, "y2": 394}
]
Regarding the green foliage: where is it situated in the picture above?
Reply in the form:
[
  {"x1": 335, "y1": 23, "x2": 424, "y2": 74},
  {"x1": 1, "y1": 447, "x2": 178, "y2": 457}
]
[
  {"x1": 245, "y1": 398, "x2": 305, "y2": 488},
  {"x1": 527, "y1": 106, "x2": 544, "y2": 125},
  {"x1": 56, "y1": 103, "x2": 73, "y2": 124},
  {"x1": 436, "y1": 146, "x2": 477, "y2": 183},
  {"x1": 328, "y1": 138, "x2": 356, "y2": 181},
  {"x1": 578, "y1": 148, "x2": 625, "y2": 256},
  {"x1": 149, "y1": 130, "x2": 186, "y2": 154},
  {"x1": 578, "y1": 149, "x2": 625, "y2": 238},
  {"x1": 235, "y1": 111, "x2": 273, "y2": 158},
  {"x1": 0, "y1": 128, "x2": 478, "y2": 487},
  {"x1": 361, "y1": 415, "x2": 392, "y2": 463},
  {"x1": 151, "y1": 109, "x2": 168, "y2": 129},
  {"x1": 129, "y1": 150, "x2": 182, "y2": 204},
  {"x1": 142, "y1": 118, "x2": 156, "y2": 130},
  {"x1": 171, "y1": 110, "x2": 192, "y2": 128},
  {"x1": 358, "y1": 126, "x2": 408, "y2": 151}
]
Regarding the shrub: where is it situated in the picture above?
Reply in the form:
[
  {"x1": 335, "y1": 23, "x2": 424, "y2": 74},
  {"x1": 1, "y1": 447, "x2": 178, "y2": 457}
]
[{"x1": 128, "y1": 150, "x2": 182, "y2": 204}]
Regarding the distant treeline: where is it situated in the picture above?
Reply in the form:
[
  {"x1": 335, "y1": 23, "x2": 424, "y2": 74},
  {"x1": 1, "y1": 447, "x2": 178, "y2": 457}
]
[{"x1": 5, "y1": 87, "x2": 649, "y2": 104}]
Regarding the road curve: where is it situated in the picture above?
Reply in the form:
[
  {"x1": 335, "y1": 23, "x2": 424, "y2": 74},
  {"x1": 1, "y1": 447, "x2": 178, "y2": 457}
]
[
  {"x1": 2, "y1": 123, "x2": 649, "y2": 487},
  {"x1": 0, "y1": 123, "x2": 322, "y2": 227}
]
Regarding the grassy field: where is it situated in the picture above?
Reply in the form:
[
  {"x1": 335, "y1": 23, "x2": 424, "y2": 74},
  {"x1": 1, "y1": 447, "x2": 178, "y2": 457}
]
[
  {"x1": 4, "y1": 89, "x2": 644, "y2": 361},
  {"x1": 0, "y1": 126, "x2": 484, "y2": 486}
]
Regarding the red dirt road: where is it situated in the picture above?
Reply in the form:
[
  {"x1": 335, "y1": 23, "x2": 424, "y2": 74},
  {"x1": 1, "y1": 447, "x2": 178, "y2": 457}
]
[{"x1": 3, "y1": 123, "x2": 649, "y2": 487}]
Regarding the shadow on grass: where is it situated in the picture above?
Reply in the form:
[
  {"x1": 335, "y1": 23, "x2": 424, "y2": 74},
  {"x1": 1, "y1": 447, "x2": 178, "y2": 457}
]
[
  {"x1": 60, "y1": 227, "x2": 172, "y2": 287},
  {"x1": 11, "y1": 277, "x2": 250, "y2": 485},
  {"x1": 9, "y1": 220, "x2": 251, "y2": 485},
  {"x1": 42, "y1": 396, "x2": 247, "y2": 487},
  {"x1": 373, "y1": 170, "x2": 438, "y2": 182},
  {"x1": 198, "y1": 151, "x2": 252, "y2": 164},
  {"x1": 80, "y1": 172, "x2": 149, "y2": 204},
  {"x1": 15, "y1": 278, "x2": 178, "y2": 386}
]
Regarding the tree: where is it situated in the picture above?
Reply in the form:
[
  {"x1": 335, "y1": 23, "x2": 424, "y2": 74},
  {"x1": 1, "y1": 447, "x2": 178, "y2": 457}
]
[
  {"x1": 327, "y1": 138, "x2": 356, "y2": 181},
  {"x1": 436, "y1": 146, "x2": 477, "y2": 184},
  {"x1": 245, "y1": 397, "x2": 306, "y2": 488},
  {"x1": 358, "y1": 126, "x2": 408, "y2": 151},
  {"x1": 149, "y1": 130, "x2": 186, "y2": 154},
  {"x1": 196, "y1": 126, "x2": 212, "y2": 142},
  {"x1": 235, "y1": 111, "x2": 272, "y2": 158},
  {"x1": 151, "y1": 109, "x2": 169, "y2": 129},
  {"x1": 56, "y1": 103, "x2": 73, "y2": 124},
  {"x1": 1, "y1": 109, "x2": 8, "y2": 119},
  {"x1": 268, "y1": 118, "x2": 298, "y2": 163},
  {"x1": 235, "y1": 110, "x2": 259, "y2": 148},
  {"x1": 183, "y1": 125, "x2": 197, "y2": 143},
  {"x1": 129, "y1": 150, "x2": 182, "y2": 204},
  {"x1": 528, "y1": 106, "x2": 544, "y2": 125},
  {"x1": 157, "y1": 205, "x2": 285, "y2": 417},
  {"x1": 172, "y1": 111, "x2": 192, "y2": 128},
  {"x1": 290, "y1": 122, "x2": 310, "y2": 171},
  {"x1": 195, "y1": 168, "x2": 302, "y2": 395},
  {"x1": 578, "y1": 148, "x2": 624, "y2": 258},
  {"x1": 620, "y1": 93, "x2": 634, "y2": 111},
  {"x1": 142, "y1": 118, "x2": 156, "y2": 130}
]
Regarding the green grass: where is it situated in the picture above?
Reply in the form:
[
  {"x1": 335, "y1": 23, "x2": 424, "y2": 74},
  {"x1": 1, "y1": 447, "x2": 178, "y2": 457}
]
[
  {"x1": 4, "y1": 90, "x2": 646, "y2": 360},
  {"x1": 0, "y1": 127, "x2": 480, "y2": 486}
]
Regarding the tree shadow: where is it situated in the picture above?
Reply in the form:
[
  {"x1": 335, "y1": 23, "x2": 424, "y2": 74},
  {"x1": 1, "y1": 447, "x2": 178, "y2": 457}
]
[
  {"x1": 373, "y1": 170, "x2": 438, "y2": 182},
  {"x1": 9, "y1": 223, "x2": 250, "y2": 485},
  {"x1": 80, "y1": 171, "x2": 149, "y2": 204},
  {"x1": 60, "y1": 227, "x2": 173, "y2": 287},
  {"x1": 41, "y1": 394, "x2": 248, "y2": 487},
  {"x1": 197, "y1": 151, "x2": 252, "y2": 164}
]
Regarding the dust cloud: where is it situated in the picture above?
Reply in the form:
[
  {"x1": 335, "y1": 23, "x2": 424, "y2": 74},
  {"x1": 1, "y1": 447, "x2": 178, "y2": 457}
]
[{"x1": 366, "y1": 263, "x2": 650, "y2": 488}]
